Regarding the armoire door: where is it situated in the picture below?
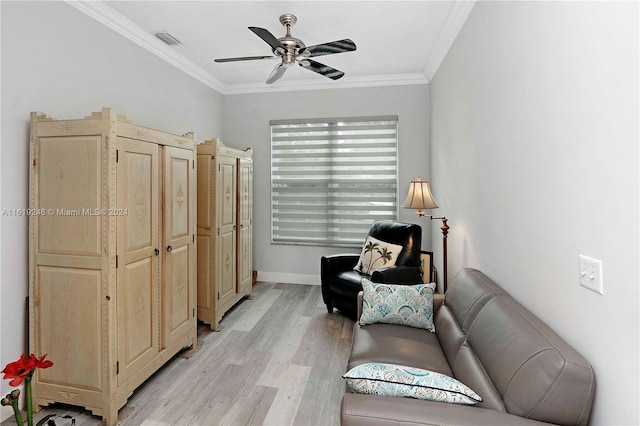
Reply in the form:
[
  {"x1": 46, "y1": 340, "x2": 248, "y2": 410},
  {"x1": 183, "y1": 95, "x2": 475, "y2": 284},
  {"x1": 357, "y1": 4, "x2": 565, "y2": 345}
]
[
  {"x1": 196, "y1": 153, "x2": 214, "y2": 320},
  {"x1": 217, "y1": 155, "x2": 237, "y2": 312},
  {"x1": 116, "y1": 138, "x2": 160, "y2": 385},
  {"x1": 238, "y1": 158, "x2": 253, "y2": 293},
  {"x1": 162, "y1": 146, "x2": 195, "y2": 348}
]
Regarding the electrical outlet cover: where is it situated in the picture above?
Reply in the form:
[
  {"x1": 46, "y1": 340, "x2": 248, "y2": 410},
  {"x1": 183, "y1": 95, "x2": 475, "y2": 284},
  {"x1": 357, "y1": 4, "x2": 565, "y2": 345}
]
[{"x1": 579, "y1": 254, "x2": 603, "y2": 295}]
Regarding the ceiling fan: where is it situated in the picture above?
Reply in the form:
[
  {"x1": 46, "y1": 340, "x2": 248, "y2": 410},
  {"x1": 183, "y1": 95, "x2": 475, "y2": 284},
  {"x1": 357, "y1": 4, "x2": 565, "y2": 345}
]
[{"x1": 214, "y1": 14, "x2": 357, "y2": 84}]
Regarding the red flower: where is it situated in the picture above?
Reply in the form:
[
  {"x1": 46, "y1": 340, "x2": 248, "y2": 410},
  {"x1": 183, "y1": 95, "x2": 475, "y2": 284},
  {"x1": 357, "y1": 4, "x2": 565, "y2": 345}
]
[{"x1": 1, "y1": 354, "x2": 53, "y2": 387}]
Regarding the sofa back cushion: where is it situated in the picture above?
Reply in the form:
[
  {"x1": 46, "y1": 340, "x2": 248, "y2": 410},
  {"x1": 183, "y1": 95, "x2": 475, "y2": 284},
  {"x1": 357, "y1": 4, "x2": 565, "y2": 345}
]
[
  {"x1": 466, "y1": 295, "x2": 595, "y2": 425},
  {"x1": 436, "y1": 269, "x2": 510, "y2": 412},
  {"x1": 444, "y1": 268, "x2": 508, "y2": 332},
  {"x1": 435, "y1": 305, "x2": 506, "y2": 413}
]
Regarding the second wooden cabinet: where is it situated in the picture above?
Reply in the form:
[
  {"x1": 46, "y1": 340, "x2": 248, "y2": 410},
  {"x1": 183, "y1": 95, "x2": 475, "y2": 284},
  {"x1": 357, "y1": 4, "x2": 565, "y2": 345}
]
[{"x1": 197, "y1": 139, "x2": 253, "y2": 330}]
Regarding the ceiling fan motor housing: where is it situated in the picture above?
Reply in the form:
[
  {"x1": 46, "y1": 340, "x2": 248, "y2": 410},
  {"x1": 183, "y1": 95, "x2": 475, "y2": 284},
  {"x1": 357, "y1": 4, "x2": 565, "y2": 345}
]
[{"x1": 275, "y1": 14, "x2": 305, "y2": 64}]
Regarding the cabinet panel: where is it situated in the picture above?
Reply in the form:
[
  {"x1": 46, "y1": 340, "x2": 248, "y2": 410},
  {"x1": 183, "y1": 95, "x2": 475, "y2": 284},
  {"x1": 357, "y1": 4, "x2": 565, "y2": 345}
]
[
  {"x1": 37, "y1": 266, "x2": 102, "y2": 391},
  {"x1": 166, "y1": 152, "x2": 190, "y2": 239},
  {"x1": 162, "y1": 147, "x2": 194, "y2": 348},
  {"x1": 239, "y1": 224, "x2": 252, "y2": 293},
  {"x1": 219, "y1": 230, "x2": 236, "y2": 310},
  {"x1": 164, "y1": 244, "x2": 190, "y2": 345},
  {"x1": 196, "y1": 235, "x2": 212, "y2": 310},
  {"x1": 196, "y1": 155, "x2": 213, "y2": 230},
  {"x1": 38, "y1": 136, "x2": 102, "y2": 256},
  {"x1": 122, "y1": 146, "x2": 157, "y2": 253},
  {"x1": 239, "y1": 159, "x2": 251, "y2": 224},
  {"x1": 219, "y1": 157, "x2": 237, "y2": 230},
  {"x1": 239, "y1": 158, "x2": 253, "y2": 292},
  {"x1": 117, "y1": 258, "x2": 157, "y2": 385}
]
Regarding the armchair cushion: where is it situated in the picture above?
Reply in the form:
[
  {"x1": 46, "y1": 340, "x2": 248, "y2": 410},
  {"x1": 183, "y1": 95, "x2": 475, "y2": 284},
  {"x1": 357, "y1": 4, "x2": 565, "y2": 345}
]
[
  {"x1": 354, "y1": 236, "x2": 403, "y2": 275},
  {"x1": 371, "y1": 266, "x2": 422, "y2": 284}
]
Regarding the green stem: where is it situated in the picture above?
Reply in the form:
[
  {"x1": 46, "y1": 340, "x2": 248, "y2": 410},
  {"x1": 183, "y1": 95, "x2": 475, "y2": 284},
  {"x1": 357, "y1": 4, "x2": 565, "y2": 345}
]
[
  {"x1": 10, "y1": 395, "x2": 23, "y2": 426},
  {"x1": 26, "y1": 372, "x2": 33, "y2": 426}
]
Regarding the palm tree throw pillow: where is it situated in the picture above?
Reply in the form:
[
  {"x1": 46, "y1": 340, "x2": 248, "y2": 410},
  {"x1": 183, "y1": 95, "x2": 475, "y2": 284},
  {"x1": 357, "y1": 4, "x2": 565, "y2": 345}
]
[{"x1": 354, "y1": 236, "x2": 403, "y2": 275}]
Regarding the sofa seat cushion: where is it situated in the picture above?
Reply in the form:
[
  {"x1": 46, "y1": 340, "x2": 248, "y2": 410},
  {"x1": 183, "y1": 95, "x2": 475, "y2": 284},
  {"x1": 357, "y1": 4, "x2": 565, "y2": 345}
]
[
  {"x1": 348, "y1": 323, "x2": 453, "y2": 376},
  {"x1": 341, "y1": 394, "x2": 551, "y2": 426},
  {"x1": 333, "y1": 270, "x2": 368, "y2": 294}
]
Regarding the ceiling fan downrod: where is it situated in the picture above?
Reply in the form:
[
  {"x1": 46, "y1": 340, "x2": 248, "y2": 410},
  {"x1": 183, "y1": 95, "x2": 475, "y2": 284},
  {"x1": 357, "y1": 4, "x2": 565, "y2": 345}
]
[{"x1": 279, "y1": 14, "x2": 297, "y2": 37}]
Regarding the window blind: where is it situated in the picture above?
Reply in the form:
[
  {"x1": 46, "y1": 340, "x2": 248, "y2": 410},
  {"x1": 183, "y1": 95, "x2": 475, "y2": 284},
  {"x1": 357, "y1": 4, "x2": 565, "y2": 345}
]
[{"x1": 271, "y1": 116, "x2": 398, "y2": 247}]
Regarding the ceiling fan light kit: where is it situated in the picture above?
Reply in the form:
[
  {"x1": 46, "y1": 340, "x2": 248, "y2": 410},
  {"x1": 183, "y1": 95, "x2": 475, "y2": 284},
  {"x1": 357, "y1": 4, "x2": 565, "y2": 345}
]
[{"x1": 215, "y1": 14, "x2": 357, "y2": 84}]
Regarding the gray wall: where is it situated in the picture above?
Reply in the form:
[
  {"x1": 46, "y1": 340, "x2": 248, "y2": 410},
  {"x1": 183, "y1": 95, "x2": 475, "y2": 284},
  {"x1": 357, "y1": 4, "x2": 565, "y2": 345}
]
[
  {"x1": 430, "y1": 2, "x2": 639, "y2": 424},
  {"x1": 0, "y1": 1, "x2": 224, "y2": 414},
  {"x1": 223, "y1": 85, "x2": 431, "y2": 284}
]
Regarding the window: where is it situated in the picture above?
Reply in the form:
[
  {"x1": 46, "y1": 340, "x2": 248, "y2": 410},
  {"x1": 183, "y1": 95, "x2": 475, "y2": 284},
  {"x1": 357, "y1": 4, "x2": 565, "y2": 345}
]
[{"x1": 271, "y1": 116, "x2": 398, "y2": 247}]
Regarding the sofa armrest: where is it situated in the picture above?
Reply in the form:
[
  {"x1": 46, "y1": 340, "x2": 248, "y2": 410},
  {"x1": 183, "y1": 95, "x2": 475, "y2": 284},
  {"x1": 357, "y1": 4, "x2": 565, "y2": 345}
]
[
  {"x1": 370, "y1": 266, "x2": 422, "y2": 283},
  {"x1": 341, "y1": 394, "x2": 550, "y2": 426},
  {"x1": 433, "y1": 293, "x2": 445, "y2": 312}
]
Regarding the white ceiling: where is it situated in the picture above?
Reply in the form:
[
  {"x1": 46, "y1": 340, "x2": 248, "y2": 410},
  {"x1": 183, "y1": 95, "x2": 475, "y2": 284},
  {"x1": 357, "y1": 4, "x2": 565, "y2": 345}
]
[{"x1": 69, "y1": 1, "x2": 476, "y2": 94}]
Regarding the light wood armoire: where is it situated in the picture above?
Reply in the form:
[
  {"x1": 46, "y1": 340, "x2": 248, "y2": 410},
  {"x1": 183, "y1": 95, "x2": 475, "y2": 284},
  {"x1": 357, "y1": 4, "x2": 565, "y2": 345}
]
[
  {"x1": 28, "y1": 108, "x2": 197, "y2": 426},
  {"x1": 196, "y1": 139, "x2": 253, "y2": 330}
]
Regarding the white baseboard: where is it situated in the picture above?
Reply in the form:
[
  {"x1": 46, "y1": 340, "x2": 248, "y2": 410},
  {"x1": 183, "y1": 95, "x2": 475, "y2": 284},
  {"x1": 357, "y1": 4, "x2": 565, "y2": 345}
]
[{"x1": 256, "y1": 271, "x2": 320, "y2": 286}]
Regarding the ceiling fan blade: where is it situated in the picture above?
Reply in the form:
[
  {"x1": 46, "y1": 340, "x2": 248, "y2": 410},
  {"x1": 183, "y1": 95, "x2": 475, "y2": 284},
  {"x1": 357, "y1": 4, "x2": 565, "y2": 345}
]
[
  {"x1": 303, "y1": 39, "x2": 357, "y2": 57},
  {"x1": 249, "y1": 27, "x2": 285, "y2": 53},
  {"x1": 214, "y1": 55, "x2": 277, "y2": 63},
  {"x1": 266, "y1": 63, "x2": 288, "y2": 84},
  {"x1": 299, "y1": 59, "x2": 345, "y2": 80}
]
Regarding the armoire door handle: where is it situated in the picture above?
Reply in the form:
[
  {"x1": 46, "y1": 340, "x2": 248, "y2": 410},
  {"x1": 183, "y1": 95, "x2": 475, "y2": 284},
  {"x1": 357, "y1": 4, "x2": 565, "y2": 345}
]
[
  {"x1": 154, "y1": 248, "x2": 160, "y2": 256},
  {"x1": 167, "y1": 245, "x2": 173, "y2": 253}
]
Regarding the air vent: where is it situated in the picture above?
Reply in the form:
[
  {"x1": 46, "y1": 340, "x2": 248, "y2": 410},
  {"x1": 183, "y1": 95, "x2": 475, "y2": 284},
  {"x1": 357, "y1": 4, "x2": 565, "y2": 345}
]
[{"x1": 154, "y1": 31, "x2": 181, "y2": 46}]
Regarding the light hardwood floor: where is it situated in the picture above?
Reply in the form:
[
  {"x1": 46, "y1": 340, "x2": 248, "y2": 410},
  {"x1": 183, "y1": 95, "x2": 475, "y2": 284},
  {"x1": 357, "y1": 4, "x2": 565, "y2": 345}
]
[{"x1": 4, "y1": 283, "x2": 354, "y2": 426}]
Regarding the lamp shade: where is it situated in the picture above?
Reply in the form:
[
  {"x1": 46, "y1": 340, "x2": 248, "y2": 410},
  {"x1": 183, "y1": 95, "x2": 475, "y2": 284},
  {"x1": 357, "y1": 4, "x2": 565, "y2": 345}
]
[{"x1": 403, "y1": 178, "x2": 439, "y2": 214}]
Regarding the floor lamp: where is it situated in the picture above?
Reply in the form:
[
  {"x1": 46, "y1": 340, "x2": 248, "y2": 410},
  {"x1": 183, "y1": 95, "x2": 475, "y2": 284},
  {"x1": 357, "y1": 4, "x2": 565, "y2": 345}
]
[{"x1": 403, "y1": 177, "x2": 450, "y2": 293}]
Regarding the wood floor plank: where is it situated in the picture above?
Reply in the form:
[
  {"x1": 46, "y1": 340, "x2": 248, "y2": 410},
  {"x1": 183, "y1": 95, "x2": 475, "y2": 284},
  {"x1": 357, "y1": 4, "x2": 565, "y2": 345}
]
[
  {"x1": 216, "y1": 384, "x2": 278, "y2": 425},
  {"x1": 261, "y1": 364, "x2": 312, "y2": 426},
  {"x1": 139, "y1": 420, "x2": 172, "y2": 426},
  {"x1": 256, "y1": 316, "x2": 311, "y2": 387},
  {"x1": 231, "y1": 288, "x2": 283, "y2": 332},
  {"x1": 2, "y1": 283, "x2": 355, "y2": 426}
]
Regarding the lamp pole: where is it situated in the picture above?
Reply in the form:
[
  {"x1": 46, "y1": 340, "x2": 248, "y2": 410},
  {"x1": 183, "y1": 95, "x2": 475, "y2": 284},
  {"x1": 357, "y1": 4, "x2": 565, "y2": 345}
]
[{"x1": 432, "y1": 217, "x2": 449, "y2": 293}]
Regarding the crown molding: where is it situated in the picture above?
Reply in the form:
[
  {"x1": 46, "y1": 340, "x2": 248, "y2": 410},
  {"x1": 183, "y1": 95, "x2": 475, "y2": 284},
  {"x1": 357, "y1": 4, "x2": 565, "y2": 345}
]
[
  {"x1": 66, "y1": 0, "x2": 473, "y2": 95},
  {"x1": 64, "y1": 0, "x2": 226, "y2": 93},
  {"x1": 223, "y1": 73, "x2": 429, "y2": 95},
  {"x1": 423, "y1": 0, "x2": 477, "y2": 82}
]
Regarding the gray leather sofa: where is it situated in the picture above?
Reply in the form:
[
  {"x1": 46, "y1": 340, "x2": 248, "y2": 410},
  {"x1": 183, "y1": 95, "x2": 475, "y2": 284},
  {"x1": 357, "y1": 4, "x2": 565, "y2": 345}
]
[{"x1": 341, "y1": 268, "x2": 595, "y2": 425}]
